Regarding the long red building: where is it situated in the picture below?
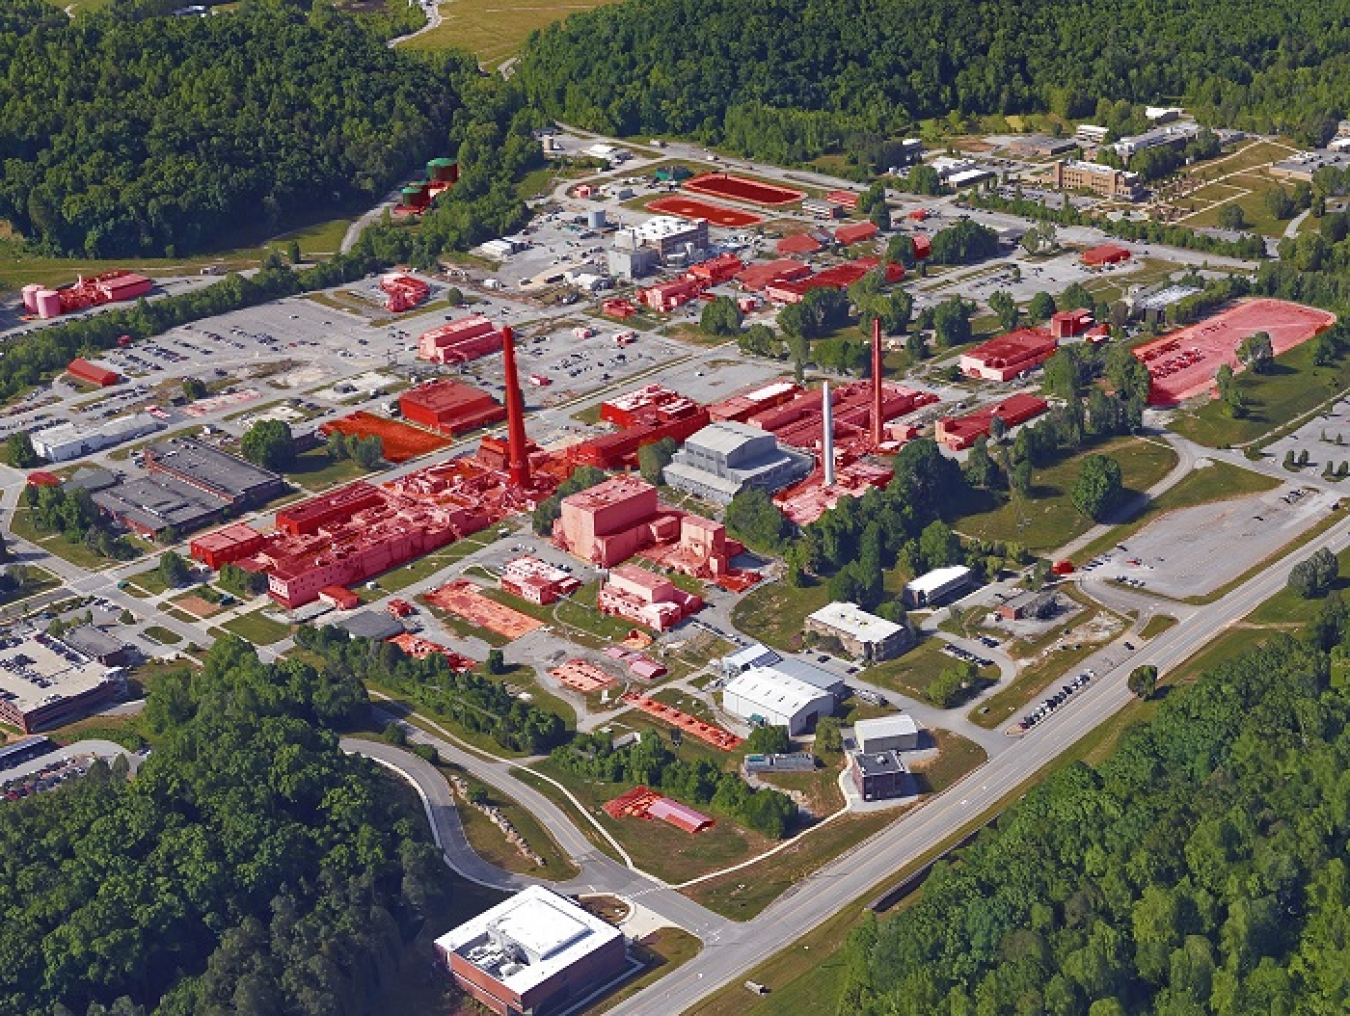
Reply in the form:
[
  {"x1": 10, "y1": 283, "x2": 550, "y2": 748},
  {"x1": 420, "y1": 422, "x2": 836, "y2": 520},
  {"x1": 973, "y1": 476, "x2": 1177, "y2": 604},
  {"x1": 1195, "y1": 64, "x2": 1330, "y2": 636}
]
[{"x1": 399, "y1": 379, "x2": 507, "y2": 435}]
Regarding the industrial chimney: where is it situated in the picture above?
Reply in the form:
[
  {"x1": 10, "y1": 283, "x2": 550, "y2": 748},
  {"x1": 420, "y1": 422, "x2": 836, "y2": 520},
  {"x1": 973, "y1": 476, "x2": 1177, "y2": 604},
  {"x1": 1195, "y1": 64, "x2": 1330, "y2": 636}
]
[
  {"x1": 501, "y1": 326, "x2": 531, "y2": 488},
  {"x1": 822, "y1": 380, "x2": 836, "y2": 487},
  {"x1": 871, "y1": 317, "x2": 884, "y2": 448}
]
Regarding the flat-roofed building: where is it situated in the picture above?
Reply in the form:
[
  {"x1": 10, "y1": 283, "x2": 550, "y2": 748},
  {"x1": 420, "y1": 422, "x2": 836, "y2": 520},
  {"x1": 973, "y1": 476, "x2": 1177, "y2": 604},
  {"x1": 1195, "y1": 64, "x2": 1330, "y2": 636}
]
[
  {"x1": 1052, "y1": 159, "x2": 1142, "y2": 200},
  {"x1": 0, "y1": 634, "x2": 122, "y2": 733},
  {"x1": 854, "y1": 713, "x2": 921, "y2": 753},
  {"x1": 665, "y1": 422, "x2": 812, "y2": 504},
  {"x1": 500, "y1": 556, "x2": 581, "y2": 605},
  {"x1": 902, "y1": 565, "x2": 974, "y2": 609},
  {"x1": 959, "y1": 329, "x2": 1058, "y2": 382},
  {"x1": 1011, "y1": 135, "x2": 1076, "y2": 157},
  {"x1": 722, "y1": 666, "x2": 836, "y2": 735},
  {"x1": 30, "y1": 414, "x2": 162, "y2": 463},
  {"x1": 805, "y1": 602, "x2": 914, "y2": 663},
  {"x1": 144, "y1": 437, "x2": 285, "y2": 507},
  {"x1": 58, "y1": 626, "x2": 130, "y2": 667},
  {"x1": 613, "y1": 216, "x2": 708, "y2": 260},
  {"x1": 435, "y1": 885, "x2": 628, "y2": 1016},
  {"x1": 851, "y1": 750, "x2": 913, "y2": 801}
]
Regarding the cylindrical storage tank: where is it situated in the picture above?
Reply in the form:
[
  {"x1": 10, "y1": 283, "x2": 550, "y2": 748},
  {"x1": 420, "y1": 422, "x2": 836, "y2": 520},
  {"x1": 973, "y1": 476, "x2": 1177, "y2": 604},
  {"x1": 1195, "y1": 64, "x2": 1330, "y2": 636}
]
[
  {"x1": 588, "y1": 208, "x2": 607, "y2": 229},
  {"x1": 21, "y1": 284, "x2": 41, "y2": 312},
  {"x1": 427, "y1": 157, "x2": 458, "y2": 183},
  {"x1": 35, "y1": 290, "x2": 61, "y2": 319}
]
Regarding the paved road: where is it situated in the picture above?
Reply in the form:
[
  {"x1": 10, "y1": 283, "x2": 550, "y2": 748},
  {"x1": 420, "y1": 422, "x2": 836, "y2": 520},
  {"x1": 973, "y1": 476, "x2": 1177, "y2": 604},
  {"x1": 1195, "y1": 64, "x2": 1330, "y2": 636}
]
[
  {"x1": 1, "y1": 738, "x2": 142, "y2": 782},
  {"x1": 602, "y1": 507, "x2": 1350, "y2": 1015},
  {"x1": 346, "y1": 717, "x2": 735, "y2": 943}
]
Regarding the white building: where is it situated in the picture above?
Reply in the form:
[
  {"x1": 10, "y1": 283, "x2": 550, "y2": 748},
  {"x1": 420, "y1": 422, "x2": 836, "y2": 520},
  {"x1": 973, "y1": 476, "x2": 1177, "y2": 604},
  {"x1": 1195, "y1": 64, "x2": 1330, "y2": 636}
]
[
  {"x1": 902, "y1": 565, "x2": 974, "y2": 609},
  {"x1": 854, "y1": 714, "x2": 922, "y2": 753},
  {"x1": 804, "y1": 602, "x2": 914, "y2": 662},
  {"x1": 30, "y1": 414, "x2": 162, "y2": 463},
  {"x1": 722, "y1": 666, "x2": 835, "y2": 735},
  {"x1": 664, "y1": 422, "x2": 812, "y2": 505}
]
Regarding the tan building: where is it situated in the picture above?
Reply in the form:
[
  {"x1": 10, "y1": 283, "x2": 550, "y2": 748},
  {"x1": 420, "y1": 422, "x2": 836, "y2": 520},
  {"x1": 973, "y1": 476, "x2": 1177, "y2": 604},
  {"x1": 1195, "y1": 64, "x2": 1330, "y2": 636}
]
[{"x1": 1052, "y1": 159, "x2": 1141, "y2": 200}]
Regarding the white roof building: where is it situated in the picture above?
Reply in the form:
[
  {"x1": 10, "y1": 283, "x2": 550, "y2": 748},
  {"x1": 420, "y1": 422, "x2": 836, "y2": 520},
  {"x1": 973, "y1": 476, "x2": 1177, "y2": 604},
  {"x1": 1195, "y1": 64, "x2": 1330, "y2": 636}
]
[
  {"x1": 30, "y1": 413, "x2": 163, "y2": 463},
  {"x1": 902, "y1": 565, "x2": 974, "y2": 608},
  {"x1": 722, "y1": 667, "x2": 835, "y2": 735},
  {"x1": 435, "y1": 886, "x2": 626, "y2": 1008},
  {"x1": 854, "y1": 714, "x2": 921, "y2": 753},
  {"x1": 804, "y1": 602, "x2": 914, "y2": 662}
]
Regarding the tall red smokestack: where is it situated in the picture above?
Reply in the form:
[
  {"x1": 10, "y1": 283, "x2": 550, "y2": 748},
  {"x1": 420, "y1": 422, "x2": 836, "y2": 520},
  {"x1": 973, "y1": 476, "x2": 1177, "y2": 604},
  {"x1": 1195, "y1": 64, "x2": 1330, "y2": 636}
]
[
  {"x1": 501, "y1": 326, "x2": 531, "y2": 488},
  {"x1": 871, "y1": 316, "x2": 884, "y2": 448}
]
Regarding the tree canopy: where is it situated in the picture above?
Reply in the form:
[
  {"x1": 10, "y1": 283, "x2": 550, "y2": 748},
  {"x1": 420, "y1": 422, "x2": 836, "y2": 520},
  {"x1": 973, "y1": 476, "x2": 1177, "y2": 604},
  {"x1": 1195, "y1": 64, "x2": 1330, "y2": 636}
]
[{"x1": 0, "y1": 3, "x2": 474, "y2": 256}]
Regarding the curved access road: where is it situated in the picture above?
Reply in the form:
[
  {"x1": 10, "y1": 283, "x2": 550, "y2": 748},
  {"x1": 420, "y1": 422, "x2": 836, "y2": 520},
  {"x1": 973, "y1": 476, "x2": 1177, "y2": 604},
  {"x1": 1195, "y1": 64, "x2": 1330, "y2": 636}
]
[
  {"x1": 601, "y1": 509, "x2": 1350, "y2": 1015},
  {"x1": 342, "y1": 727, "x2": 734, "y2": 944}
]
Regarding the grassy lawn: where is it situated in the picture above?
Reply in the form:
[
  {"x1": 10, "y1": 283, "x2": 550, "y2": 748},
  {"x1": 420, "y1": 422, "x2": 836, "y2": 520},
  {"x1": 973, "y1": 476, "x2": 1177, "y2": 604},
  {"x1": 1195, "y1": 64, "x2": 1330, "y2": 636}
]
[
  {"x1": 435, "y1": 762, "x2": 580, "y2": 880},
  {"x1": 1183, "y1": 172, "x2": 1292, "y2": 237},
  {"x1": 1139, "y1": 614, "x2": 1178, "y2": 639},
  {"x1": 952, "y1": 436, "x2": 1179, "y2": 552},
  {"x1": 142, "y1": 626, "x2": 183, "y2": 645},
  {"x1": 554, "y1": 582, "x2": 650, "y2": 644},
  {"x1": 397, "y1": 0, "x2": 623, "y2": 67},
  {"x1": 219, "y1": 608, "x2": 292, "y2": 646},
  {"x1": 374, "y1": 530, "x2": 498, "y2": 593},
  {"x1": 1246, "y1": 543, "x2": 1350, "y2": 626},
  {"x1": 45, "y1": 713, "x2": 150, "y2": 752},
  {"x1": 910, "y1": 729, "x2": 989, "y2": 794},
  {"x1": 9, "y1": 509, "x2": 128, "y2": 571},
  {"x1": 1074, "y1": 458, "x2": 1280, "y2": 561},
  {"x1": 272, "y1": 214, "x2": 354, "y2": 257},
  {"x1": 865, "y1": 637, "x2": 997, "y2": 704},
  {"x1": 370, "y1": 689, "x2": 537, "y2": 761},
  {"x1": 284, "y1": 447, "x2": 370, "y2": 492},
  {"x1": 0, "y1": 567, "x2": 60, "y2": 609},
  {"x1": 683, "y1": 811, "x2": 896, "y2": 919},
  {"x1": 1171, "y1": 341, "x2": 1350, "y2": 448},
  {"x1": 730, "y1": 578, "x2": 832, "y2": 652},
  {"x1": 529, "y1": 756, "x2": 777, "y2": 885},
  {"x1": 586, "y1": 928, "x2": 702, "y2": 1015}
]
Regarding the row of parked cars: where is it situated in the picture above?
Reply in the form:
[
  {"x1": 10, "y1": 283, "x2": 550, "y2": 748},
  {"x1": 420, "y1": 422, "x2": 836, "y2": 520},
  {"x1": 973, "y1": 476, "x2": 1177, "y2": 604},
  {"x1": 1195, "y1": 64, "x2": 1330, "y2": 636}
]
[
  {"x1": 2, "y1": 756, "x2": 91, "y2": 802},
  {"x1": 942, "y1": 642, "x2": 994, "y2": 668},
  {"x1": 1019, "y1": 670, "x2": 1095, "y2": 731}
]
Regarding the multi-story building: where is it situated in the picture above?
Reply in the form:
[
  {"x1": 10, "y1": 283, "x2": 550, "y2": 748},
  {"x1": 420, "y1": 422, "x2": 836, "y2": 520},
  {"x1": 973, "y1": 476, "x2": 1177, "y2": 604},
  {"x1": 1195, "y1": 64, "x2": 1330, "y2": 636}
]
[
  {"x1": 1052, "y1": 159, "x2": 1142, "y2": 200},
  {"x1": 805, "y1": 602, "x2": 914, "y2": 662}
]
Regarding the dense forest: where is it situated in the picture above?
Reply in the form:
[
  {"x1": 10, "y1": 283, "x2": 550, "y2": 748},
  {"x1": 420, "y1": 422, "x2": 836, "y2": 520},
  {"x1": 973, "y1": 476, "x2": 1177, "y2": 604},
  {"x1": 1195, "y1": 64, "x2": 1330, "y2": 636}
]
[
  {"x1": 833, "y1": 624, "x2": 1350, "y2": 1015},
  {"x1": 0, "y1": 635, "x2": 450, "y2": 1016},
  {"x1": 519, "y1": 0, "x2": 1350, "y2": 163},
  {"x1": 0, "y1": 0, "x2": 473, "y2": 256}
]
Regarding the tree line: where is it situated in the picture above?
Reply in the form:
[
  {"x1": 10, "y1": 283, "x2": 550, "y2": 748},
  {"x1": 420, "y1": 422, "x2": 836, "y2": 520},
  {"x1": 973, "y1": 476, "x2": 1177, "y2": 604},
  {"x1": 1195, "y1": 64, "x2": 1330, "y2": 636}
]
[
  {"x1": 0, "y1": 634, "x2": 451, "y2": 1016},
  {"x1": 517, "y1": 0, "x2": 1350, "y2": 165},
  {"x1": 832, "y1": 622, "x2": 1350, "y2": 1015},
  {"x1": 552, "y1": 729, "x2": 798, "y2": 838}
]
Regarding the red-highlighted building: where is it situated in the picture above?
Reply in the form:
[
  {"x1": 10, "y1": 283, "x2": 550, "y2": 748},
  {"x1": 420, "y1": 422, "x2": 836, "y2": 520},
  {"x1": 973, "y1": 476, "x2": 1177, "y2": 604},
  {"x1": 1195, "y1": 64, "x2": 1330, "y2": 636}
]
[
  {"x1": 66, "y1": 358, "x2": 119, "y2": 387},
  {"x1": 500, "y1": 556, "x2": 581, "y2": 605},
  {"x1": 189, "y1": 522, "x2": 266, "y2": 569},
  {"x1": 687, "y1": 254, "x2": 744, "y2": 284},
  {"x1": 826, "y1": 190, "x2": 861, "y2": 210},
  {"x1": 959, "y1": 328, "x2": 1059, "y2": 382},
  {"x1": 596, "y1": 564, "x2": 702, "y2": 630},
  {"x1": 399, "y1": 379, "x2": 506, "y2": 435},
  {"x1": 1082, "y1": 243, "x2": 1132, "y2": 267},
  {"x1": 835, "y1": 221, "x2": 879, "y2": 245},
  {"x1": 747, "y1": 379, "x2": 938, "y2": 454},
  {"x1": 776, "y1": 234, "x2": 822, "y2": 256},
  {"x1": 570, "y1": 385, "x2": 709, "y2": 470},
  {"x1": 708, "y1": 380, "x2": 802, "y2": 424},
  {"x1": 553, "y1": 475, "x2": 736, "y2": 579},
  {"x1": 912, "y1": 235, "x2": 932, "y2": 260},
  {"x1": 417, "y1": 315, "x2": 507, "y2": 365},
  {"x1": 380, "y1": 274, "x2": 431, "y2": 313},
  {"x1": 637, "y1": 277, "x2": 705, "y2": 312},
  {"x1": 936, "y1": 393, "x2": 1049, "y2": 450},
  {"x1": 1050, "y1": 308, "x2": 1094, "y2": 338},
  {"x1": 735, "y1": 259, "x2": 812, "y2": 292}
]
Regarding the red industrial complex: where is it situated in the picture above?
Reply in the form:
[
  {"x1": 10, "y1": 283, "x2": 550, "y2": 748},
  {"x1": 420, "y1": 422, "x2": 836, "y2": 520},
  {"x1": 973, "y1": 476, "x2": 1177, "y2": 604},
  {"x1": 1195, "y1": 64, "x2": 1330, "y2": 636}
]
[
  {"x1": 1050, "y1": 308, "x2": 1094, "y2": 338},
  {"x1": 936, "y1": 393, "x2": 1050, "y2": 450},
  {"x1": 682, "y1": 173, "x2": 805, "y2": 207},
  {"x1": 645, "y1": 195, "x2": 764, "y2": 227},
  {"x1": 500, "y1": 556, "x2": 581, "y2": 605},
  {"x1": 567, "y1": 384, "x2": 709, "y2": 470},
  {"x1": 192, "y1": 326, "x2": 567, "y2": 607},
  {"x1": 1081, "y1": 243, "x2": 1132, "y2": 267},
  {"x1": 22, "y1": 271, "x2": 153, "y2": 320},
  {"x1": 959, "y1": 328, "x2": 1059, "y2": 381},
  {"x1": 417, "y1": 314, "x2": 507, "y2": 364},
  {"x1": 1132, "y1": 298, "x2": 1337, "y2": 404},
  {"x1": 393, "y1": 157, "x2": 458, "y2": 217}
]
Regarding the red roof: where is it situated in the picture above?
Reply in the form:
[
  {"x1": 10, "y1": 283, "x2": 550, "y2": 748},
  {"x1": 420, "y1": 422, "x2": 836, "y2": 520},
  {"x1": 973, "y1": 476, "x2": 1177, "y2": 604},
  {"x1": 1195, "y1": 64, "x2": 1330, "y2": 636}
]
[
  {"x1": 776, "y1": 234, "x2": 822, "y2": 255},
  {"x1": 26, "y1": 471, "x2": 61, "y2": 487},
  {"x1": 735, "y1": 259, "x2": 811, "y2": 291},
  {"x1": 1082, "y1": 243, "x2": 1132, "y2": 266},
  {"x1": 647, "y1": 796, "x2": 714, "y2": 833},
  {"x1": 835, "y1": 221, "x2": 879, "y2": 245},
  {"x1": 67, "y1": 357, "x2": 119, "y2": 387},
  {"x1": 967, "y1": 328, "x2": 1058, "y2": 365}
]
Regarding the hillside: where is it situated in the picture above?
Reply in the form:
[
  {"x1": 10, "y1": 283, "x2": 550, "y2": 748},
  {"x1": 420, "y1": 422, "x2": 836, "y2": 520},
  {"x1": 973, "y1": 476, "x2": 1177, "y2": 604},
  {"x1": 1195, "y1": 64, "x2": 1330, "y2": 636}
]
[{"x1": 518, "y1": 0, "x2": 1350, "y2": 163}]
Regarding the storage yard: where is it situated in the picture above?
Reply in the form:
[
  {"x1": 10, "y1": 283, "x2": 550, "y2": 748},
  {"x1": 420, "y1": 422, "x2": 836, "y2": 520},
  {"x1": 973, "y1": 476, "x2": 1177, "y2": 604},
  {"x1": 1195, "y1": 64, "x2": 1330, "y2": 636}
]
[{"x1": 646, "y1": 195, "x2": 765, "y2": 227}]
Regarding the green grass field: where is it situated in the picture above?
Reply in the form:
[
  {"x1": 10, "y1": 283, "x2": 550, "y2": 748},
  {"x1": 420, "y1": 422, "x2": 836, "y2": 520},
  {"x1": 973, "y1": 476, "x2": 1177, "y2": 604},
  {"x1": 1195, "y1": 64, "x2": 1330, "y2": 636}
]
[
  {"x1": 952, "y1": 436, "x2": 1179, "y2": 552},
  {"x1": 143, "y1": 626, "x2": 183, "y2": 645},
  {"x1": 285, "y1": 448, "x2": 370, "y2": 492},
  {"x1": 397, "y1": 0, "x2": 622, "y2": 67},
  {"x1": 1183, "y1": 172, "x2": 1295, "y2": 238},
  {"x1": 219, "y1": 608, "x2": 292, "y2": 646},
  {"x1": 8, "y1": 509, "x2": 127, "y2": 571},
  {"x1": 1171, "y1": 340, "x2": 1350, "y2": 448},
  {"x1": 1139, "y1": 613, "x2": 1179, "y2": 639}
]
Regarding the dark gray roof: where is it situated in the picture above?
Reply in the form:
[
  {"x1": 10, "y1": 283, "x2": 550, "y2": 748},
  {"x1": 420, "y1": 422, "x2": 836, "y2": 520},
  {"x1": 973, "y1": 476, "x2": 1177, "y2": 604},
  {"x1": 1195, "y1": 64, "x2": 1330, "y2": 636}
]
[
  {"x1": 338, "y1": 611, "x2": 404, "y2": 641},
  {"x1": 65, "y1": 467, "x2": 118, "y2": 492},
  {"x1": 59, "y1": 625, "x2": 124, "y2": 658},
  {"x1": 853, "y1": 750, "x2": 907, "y2": 776}
]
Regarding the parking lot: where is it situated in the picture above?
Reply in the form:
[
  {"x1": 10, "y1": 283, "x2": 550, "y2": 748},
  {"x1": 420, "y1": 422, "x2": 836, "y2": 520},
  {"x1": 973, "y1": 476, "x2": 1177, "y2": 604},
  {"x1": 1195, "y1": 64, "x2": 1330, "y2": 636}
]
[{"x1": 1083, "y1": 480, "x2": 1337, "y2": 598}]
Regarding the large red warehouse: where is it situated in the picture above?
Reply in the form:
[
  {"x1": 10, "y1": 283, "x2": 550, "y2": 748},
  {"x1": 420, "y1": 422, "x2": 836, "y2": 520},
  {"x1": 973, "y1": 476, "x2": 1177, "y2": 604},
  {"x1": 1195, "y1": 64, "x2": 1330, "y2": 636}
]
[
  {"x1": 1082, "y1": 243, "x2": 1132, "y2": 267},
  {"x1": 399, "y1": 379, "x2": 507, "y2": 435},
  {"x1": 66, "y1": 358, "x2": 120, "y2": 387},
  {"x1": 959, "y1": 328, "x2": 1059, "y2": 382},
  {"x1": 937, "y1": 393, "x2": 1049, "y2": 450},
  {"x1": 417, "y1": 315, "x2": 506, "y2": 364}
]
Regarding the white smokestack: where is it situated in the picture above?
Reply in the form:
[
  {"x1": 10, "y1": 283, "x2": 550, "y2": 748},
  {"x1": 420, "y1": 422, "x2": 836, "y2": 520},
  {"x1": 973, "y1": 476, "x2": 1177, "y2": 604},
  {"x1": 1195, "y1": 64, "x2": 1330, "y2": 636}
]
[{"x1": 822, "y1": 381, "x2": 836, "y2": 487}]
